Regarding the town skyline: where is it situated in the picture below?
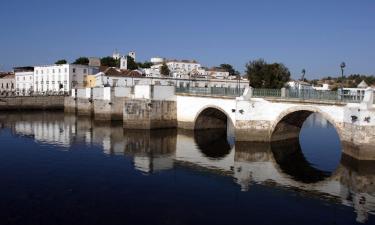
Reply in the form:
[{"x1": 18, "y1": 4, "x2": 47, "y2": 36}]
[{"x1": 1, "y1": 0, "x2": 374, "y2": 78}]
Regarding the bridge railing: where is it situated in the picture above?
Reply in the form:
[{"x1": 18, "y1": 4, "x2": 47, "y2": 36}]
[
  {"x1": 176, "y1": 87, "x2": 245, "y2": 97},
  {"x1": 253, "y1": 88, "x2": 282, "y2": 98},
  {"x1": 175, "y1": 86, "x2": 370, "y2": 104},
  {"x1": 252, "y1": 88, "x2": 364, "y2": 103}
]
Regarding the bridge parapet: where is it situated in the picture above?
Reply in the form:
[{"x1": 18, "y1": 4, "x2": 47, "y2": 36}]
[
  {"x1": 249, "y1": 87, "x2": 371, "y2": 104},
  {"x1": 179, "y1": 86, "x2": 373, "y2": 105},
  {"x1": 176, "y1": 87, "x2": 244, "y2": 98}
]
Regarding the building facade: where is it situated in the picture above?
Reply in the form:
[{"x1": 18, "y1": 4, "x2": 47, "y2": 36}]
[
  {"x1": 0, "y1": 73, "x2": 15, "y2": 95},
  {"x1": 150, "y1": 59, "x2": 202, "y2": 78},
  {"x1": 33, "y1": 64, "x2": 99, "y2": 93},
  {"x1": 14, "y1": 67, "x2": 34, "y2": 95},
  {"x1": 93, "y1": 68, "x2": 249, "y2": 89}
]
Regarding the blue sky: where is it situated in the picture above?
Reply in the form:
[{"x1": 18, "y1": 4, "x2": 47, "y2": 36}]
[{"x1": 0, "y1": 0, "x2": 374, "y2": 79}]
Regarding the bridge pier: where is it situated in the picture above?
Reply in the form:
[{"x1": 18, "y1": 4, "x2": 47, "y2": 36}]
[{"x1": 123, "y1": 85, "x2": 177, "y2": 130}]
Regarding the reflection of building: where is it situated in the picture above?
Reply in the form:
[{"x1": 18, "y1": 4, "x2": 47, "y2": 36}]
[
  {"x1": 4, "y1": 113, "x2": 75, "y2": 147},
  {"x1": 302, "y1": 113, "x2": 329, "y2": 128},
  {"x1": 1, "y1": 112, "x2": 374, "y2": 223},
  {"x1": 123, "y1": 130, "x2": 177, "y2": 174}
]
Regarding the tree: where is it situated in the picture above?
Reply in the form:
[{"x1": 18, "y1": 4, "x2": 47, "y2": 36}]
[
  {"x1": 245, "y1": 59, "x2": 290, "y2": 89},
  {"x1": 101, "y1": 56, "x2": 120, "y2": 67},
  {"x1": 160, "y1": 63, "x2": 170, "y2": 76},
  {"x1": 55, "y1": 59, "x2": 67, "y2": 65},
  {"x1": 127, "y1": 56, "x2": 138, "y2": 70},
  {"x1": 73, "y1": 57, "x2": 89, "y2": 65},
  {"x1": 137, "y1": 61, "x2": 153, "y2": 69},
  {"x1": 219, "y1": 64, "x2": 239, "y2": 75}
]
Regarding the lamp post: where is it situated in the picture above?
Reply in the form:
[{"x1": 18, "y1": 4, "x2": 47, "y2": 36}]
[
  {"x1": 237, "y1": 74, "x2": 240, "y2": 96},
  {"x1": 301, "y1": 69, "x2": 306, "y2": 81},
  {"x1": 300, "y1": 69, "x2": 306, "y2": 99},
  {"x1": 340, "y1": 62, "x2": 346, "y2": 98}
]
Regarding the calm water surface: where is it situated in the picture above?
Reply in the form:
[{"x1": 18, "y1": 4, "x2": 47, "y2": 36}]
[{"x1": 0, "y1": 112, "x2": 374, "y2": 225}]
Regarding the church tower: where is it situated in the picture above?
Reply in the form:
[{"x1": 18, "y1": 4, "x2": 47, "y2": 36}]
[{"x1": 120, "y1": 56, "x2": 127, "y2": 70}]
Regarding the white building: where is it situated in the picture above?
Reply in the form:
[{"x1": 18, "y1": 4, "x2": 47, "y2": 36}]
[
  {"x1": 206, "y1": 68, "x2": 230, "y2": 79},
  {"x1": 287, "y1": 80, "x2": 313, "y2": 90},
  {"x1": 0, "y1": 73, "x2": 15, "y2": 95},
  {"x1": 33, "y1": 64, "x2": 99, "y2": 93},
  {"x1": 342, "y1": 80, "x2": 371, "y2": 100},
  {"x1": 112, "y1": 51, "x2": 137, "y2": 70},
  {"x1": 150, "y1": 59, "x2": 201, "y2": 78},
  {"x1": 313, "y1": 83, "x2": 331, "y2": 91},
  {"x1": 93, "y1": 67, "x2": 249, "y2": 89},
  {"x1": 14, "y1": 67, "x2": 34, "y2": 95}
]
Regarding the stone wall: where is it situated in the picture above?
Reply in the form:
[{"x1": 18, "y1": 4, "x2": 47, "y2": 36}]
[
  {"x1": 111, "y1": 97, "x2": 127, "y2": 121},
  {"x1": 235, "y1": 120, "x2": 272, "y2": 142},
  {"x1": 93, "y1": 99, "x2": 111, "y2": 121},
  {"x1": 64, "y1": 97, "x2": 76, "y2": 113},
  {"x1": 76, "y1": 98, "x2": 92, "y2": 116},
  {"x1": 123, "y1": 99, "x2": 177, "y2": 129},
  {"x1": 0, "y1": 96, "x2": 64, "y2": 111},
  {"x1": 341, "y1": 123, "x2": 375, "y2": 160}
]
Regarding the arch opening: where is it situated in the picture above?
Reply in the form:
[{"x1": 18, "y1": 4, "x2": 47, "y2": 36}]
[
  {"x1": 193, "y1": 107, "x2": 235, "y2": 158},
  {"x1": 194, "y1": 107, "x2": 229, "y2": 130},
  {"x1": 271, "y1": 110, "x2": 342, "y2": 175}
]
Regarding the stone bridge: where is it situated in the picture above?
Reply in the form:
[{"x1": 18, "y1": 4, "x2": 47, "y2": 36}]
[
  {"x1": 176, "y1": 87, "x2": 375, "y2": 160},
  {"x1": 66, "y1": 85, "x2": 375, "y2": 160}
]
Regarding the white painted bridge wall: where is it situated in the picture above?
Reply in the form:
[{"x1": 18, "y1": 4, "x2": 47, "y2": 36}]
[
  {"x1": 235, "y1": 98, "x2": 347, "y2": 127},
  {"x1": 176, "y1": 95, "x2": 237, "y2": 127}
]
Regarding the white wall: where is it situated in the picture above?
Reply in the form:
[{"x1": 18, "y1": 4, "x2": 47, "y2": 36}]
[
  {"x1": 153, "y1": 85, "x2": 175, "y2": 100},
  {"x1": 15, "y1": 71, "x2": 34, "y2": 95},
  {"x1": 77, "y1": 88, "x2": 91, "y2": 99},
  {"x1": 134, "y1": 85, "x2": 151, "y2": 99},
  {"x1": 93, "y1": 87, "x2": 111, "y2": 100},
  {"x1": 176, "y1": 95, "x2": 237, "y2": 127},
  {"x1": 114, "y1": 87, "x2": 132, "y2": 98}
]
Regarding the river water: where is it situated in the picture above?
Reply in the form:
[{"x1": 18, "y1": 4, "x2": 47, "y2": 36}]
[{"x1": 0, "y1": 112, "x2": 374, "y2": 225}]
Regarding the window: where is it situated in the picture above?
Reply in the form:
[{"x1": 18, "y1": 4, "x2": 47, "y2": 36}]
[
  {"x1": 52, "y1": 69, "x2": 55, "y2": 73},
  {"x1": 73, "y1": 68, "x2": 76, "y2": 73},
  {"x1": 83, "y1": 69, "x2": 87, "y2": 74},
  {"x1": 64, "y1": 68, "x2": 67, "y2": 73}
]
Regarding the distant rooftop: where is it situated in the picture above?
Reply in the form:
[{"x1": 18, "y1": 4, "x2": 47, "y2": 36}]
[
  {"x1": 13, "y1": 66, "x2": 34, "y2": 72},
  {"x1": 357, "y1": 80, "x2": 368, "y2": 88}
]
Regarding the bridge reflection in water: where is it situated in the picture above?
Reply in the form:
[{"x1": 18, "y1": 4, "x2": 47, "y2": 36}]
[{"x1": 0, "y1": 112, "x2": 375, "y2": 223}]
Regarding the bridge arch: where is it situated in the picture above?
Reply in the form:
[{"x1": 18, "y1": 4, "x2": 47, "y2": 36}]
[
  {"x1": 270, "y1": 106, "x2": 343, "y2": 142},
  {"x1": 194, "y1": 105, "x2": 234, "y2": 130}
]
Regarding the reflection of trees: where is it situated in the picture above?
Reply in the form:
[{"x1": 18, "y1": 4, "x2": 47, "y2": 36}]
[
  {"x1": 194, "y1": 129, "x2": 232, "y2": 159},
  {"x1": 271, "y1": 138, "x2": 331, "y2": 183}
]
